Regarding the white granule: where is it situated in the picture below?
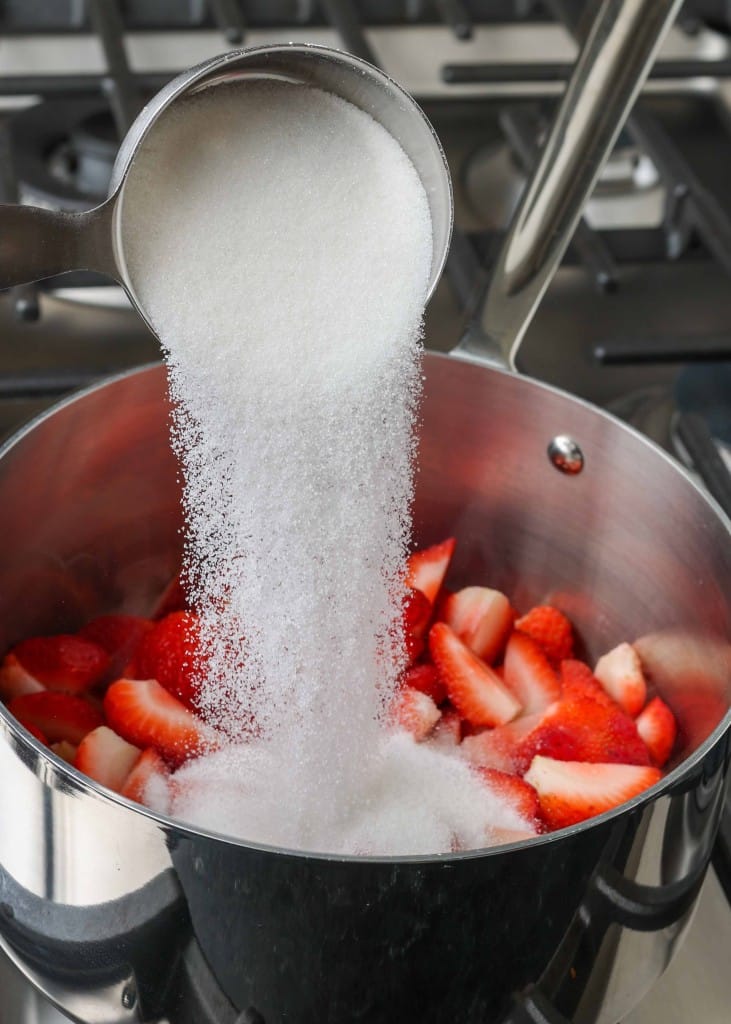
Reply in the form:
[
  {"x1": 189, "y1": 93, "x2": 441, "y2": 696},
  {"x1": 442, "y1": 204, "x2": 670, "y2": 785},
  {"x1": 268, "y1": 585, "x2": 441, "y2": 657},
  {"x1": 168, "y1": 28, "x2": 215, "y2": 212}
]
[{"x1": 122, "y1": 79, "x2": 523, "y2": 855}]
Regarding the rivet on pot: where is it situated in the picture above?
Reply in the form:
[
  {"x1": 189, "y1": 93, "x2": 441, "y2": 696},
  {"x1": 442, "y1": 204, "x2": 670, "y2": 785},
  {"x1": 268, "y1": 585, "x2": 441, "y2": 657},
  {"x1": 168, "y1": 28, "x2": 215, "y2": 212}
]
[
  {"x1": 121, "y1": 982, "x2": 136, "y2": 1010},
  {"x1": 548, "y1": 435, "x2": 585, "y2": 475}
]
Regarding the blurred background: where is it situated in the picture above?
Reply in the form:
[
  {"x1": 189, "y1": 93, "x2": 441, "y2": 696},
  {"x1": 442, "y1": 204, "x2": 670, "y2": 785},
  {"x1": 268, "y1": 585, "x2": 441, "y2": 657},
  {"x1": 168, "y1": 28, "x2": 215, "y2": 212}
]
[{"x1": 0, "y1": 4, "x2": 729, "y2": 1020}]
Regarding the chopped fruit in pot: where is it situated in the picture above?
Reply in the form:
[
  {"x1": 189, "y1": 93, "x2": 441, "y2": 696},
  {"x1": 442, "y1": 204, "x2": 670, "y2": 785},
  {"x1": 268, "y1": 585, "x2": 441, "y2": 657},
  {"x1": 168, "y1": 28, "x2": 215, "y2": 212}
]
[
  {"x1": 503, "y1": 632, "x2": 561, "y2": 715},
  {"x1": 128, "y1": 611, "x2": 203, "y2": 711},
  {"x1": 594, "y1": 642, "x2": 647, "y2": 716},
  {"x1": 403, "y1": 587, "x2": 432, "y2": 665},
  {"x1": 636, "y1": 697, "x2": 677, "y2": 767},
  {"x1": 8, "y1": 691, "x2": 103, "y2": 745},
  {"x1": 1, "y1": 635, "x2": 110, "y2": 695},
  {"x1": 559, "y1": 660, "x2": 615, "y2": 708},
  {"x1": 515, "y1": 605, "x2": 574, "y2": 663},
  {"x1": 474, "y1": 767, "x2": 543, "y2": 832},
  {"x1": 429, "y1": 622, "x2": 522, "y2": 728},
  {"x1": 75, "y1": 725, "x2": 142, "y2": 793},
  {"x1": 153, "y1": 571, "x2": 190, "y2": 619},
  {"x1": 0, "y1": 536, "x2": 684, "y2": 845},
  {"x1": 525, "y1": 756, "x2": 662, "y2": 830},
  {"x1": 104, "y1": 677, "x2": 215, "y2": 767},
  {"x1": 79, "y1": 615, "x2": 153, "y2": 679},
  {"x1": 394, "y1": 688, "x2": 441, "y2": 741},
  {"x1": 406, "y1": 537, "x2": 455, "y2": 605},
  {"x1": 403, "y1": 663, "x2": 446, "y2": 705},
  {"x1": 440, "y1": 586, "x2": 513, "y2": 664}
]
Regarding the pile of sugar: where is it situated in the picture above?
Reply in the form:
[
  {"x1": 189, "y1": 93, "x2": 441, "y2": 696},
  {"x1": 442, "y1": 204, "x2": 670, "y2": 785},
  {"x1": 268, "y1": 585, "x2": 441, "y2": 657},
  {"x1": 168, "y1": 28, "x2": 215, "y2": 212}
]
[{"x1": 122, "y1": 79, "x2": 526, "y2": 854}]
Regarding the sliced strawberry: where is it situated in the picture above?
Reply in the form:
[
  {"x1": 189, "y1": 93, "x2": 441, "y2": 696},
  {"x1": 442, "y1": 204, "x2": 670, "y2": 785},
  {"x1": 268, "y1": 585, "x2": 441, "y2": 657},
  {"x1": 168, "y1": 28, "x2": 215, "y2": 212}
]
[
  {"x1": 460, "y1": 713, "x2": 544, "y2": 774},
  {"x1": 406, "y1": 538, "x2": 456, "y2": 605},
  {"x1": 594, "y1": 642, "x2": 647, "y2": 716},
  {"x1": 475, "y1": 767, "x2": 543, "y2": 829},
  {"x1": 393, "y1": 688, "x2": 441, "y2": 741},
  {"x1": 128, "y1": 611, "x2": 203, "y2": 710},
  {"x1": 403, "y1": 588, "x2": 432, "y2": 665},
  {"x1": 0, "y1": 654, "x2": 45, "y2": 700},
  {"x1": 50, "y1": 740, "x2": 77, "y2": 763},
  {"x1": 429, "y1": 622, "x2": 521, "y2": 728},
  {"x1": 525, "y1": 755, "x2": 662, "y2": 830},
  {"x1": 515, "y1": 605, "x2": 574, "y2": 663},
  {"x1": 153, "y1": 571, "x2": 189, "y2": 619},
  {"x1": 79, "y1": 615, "x2": 153, "y2": 679},
  {"x1": 503, "y1": 632, "x2": 561, "y2": 715},
  {"x1": 560, "y1": 659, "x2": 615, "y2": 708},
  {"x1": 430, "y1": 706, "x2": 462, "y2": 747},
  {"x1": 75, "y1": 725, "x2": 142, "y2": 793},
  {"x1": 531, "y1": 695, "x2": 650, "y2": 766},
  {"x1": 104, "y1": 678, "x2": 214, "y2": 766},
  {"x1": 440, "y1": 586, "x2": 513, "y2": 664},
  {"x1": 8, "y1": 691, "x2": 103, "y2": 745},
  {"x1": 636, "y1": 697, "x2": 677, "y2": 767},
  {"x1": 5, "y1": 635, "x2": 109, "y2": 695},
  {"x1": 403, "y1": 663, "x2": 446, "y2": 705},
  {"x1": 121, "y1": 748, "x2": 171, "y2": 808}
]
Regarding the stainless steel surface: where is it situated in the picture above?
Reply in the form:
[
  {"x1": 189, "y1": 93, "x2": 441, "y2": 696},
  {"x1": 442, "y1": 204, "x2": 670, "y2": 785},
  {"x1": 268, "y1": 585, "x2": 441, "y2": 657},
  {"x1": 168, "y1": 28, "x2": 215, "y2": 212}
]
[
  {"x1": 0, "y1": 44, "x2": 454, "y2": 323},
  {"x1": 456, "y1": 0, "x2": 683, "y2": 370},
  {"x1": 0, "y1": 361, "x2": 727, "y2": 1024}
]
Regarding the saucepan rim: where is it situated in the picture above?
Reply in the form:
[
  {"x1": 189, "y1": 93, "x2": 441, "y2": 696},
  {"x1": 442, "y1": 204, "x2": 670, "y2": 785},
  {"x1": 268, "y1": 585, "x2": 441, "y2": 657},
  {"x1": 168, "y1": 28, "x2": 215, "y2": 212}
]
[{"x1": 0, "y1": 358, "x2": 728, "y2": 865}]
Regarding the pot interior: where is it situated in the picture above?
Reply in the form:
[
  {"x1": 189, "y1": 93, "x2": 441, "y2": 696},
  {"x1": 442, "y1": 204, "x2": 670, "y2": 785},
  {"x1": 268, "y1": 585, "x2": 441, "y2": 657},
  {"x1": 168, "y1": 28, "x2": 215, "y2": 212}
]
[{"x1": 0, "y1": 357, "x2": 728, "y2": 766}]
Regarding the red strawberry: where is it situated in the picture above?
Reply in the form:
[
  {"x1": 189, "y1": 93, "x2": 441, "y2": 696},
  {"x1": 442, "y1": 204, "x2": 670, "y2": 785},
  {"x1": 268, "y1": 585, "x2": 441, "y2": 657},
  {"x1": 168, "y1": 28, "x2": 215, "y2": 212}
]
[
  {"x1": 153, "y1": 571, "x2": 189, "y2": 618},
  {"x1": 3, "y1": 635, "x2": 109, "y2": 695},
  {"x1": 122, "y1": 748, "x2": 171, "y2": 809},
  {"x1": 529, "y1": 697, "x2": 651, "y2": 766},
  {"x1": 636, "y1": 697, "x2": 677, "y2": 767},
  {"x1": 403, "y1": 588, "x2": 432, "y2": 664},
  {"x1": 429, "y1": 622, "x2": 521, "y2": 728},
  {"x1": 560, "y1": 659, "x2": 615, "y2": 708},
  {"x1": 594, "y1": 642, "x2": 647, "y2": 716},
  {"x1": 440, "y1": 586, "x2": 513, "y2": 664},
  {"x1": 393, "y1": 688, "x2": 441, "y2": 741},
  {"x1": 0, "y1": 655, "x2": 45, "y2": 700},
  {"x1": 490, "y1": 826, "x2": 540, "y2": 846},
  {"x1": 104, "y1": 678, "x2": 215, "y2": 766},
  {"x1": 475, "y1": 767, "x2": 543, "y2": 829},
  {"x1": 74, "y1": 725, "x2": 142, "y2": 793},
  {"x1": 403, "y1": 663, "x2": 446, "y2": 705},
  {"x1": 525, "y1": 755, "x2": 662, "y2": 830},
  {"x1": 503, "y1": 632, "x2": 561, "y2": 715},
  {"x1": 8, "y1": 691, "x2": 103, "y2": 745},
  {"x1": 79, "y1": 615, "x2": 153, "y2": 678},
  {"x1": 129, "y1": 611, "x2": 203, "y2": 710},
  {"x1": 460, "y1": 713, "x2": 544, "y2": 774},
  {"x1": 406, "y1": 538, "x2": 456, "y2": 605},
  {"x1": 515, "y1": 606, "x2": 574, "y2": 663}
]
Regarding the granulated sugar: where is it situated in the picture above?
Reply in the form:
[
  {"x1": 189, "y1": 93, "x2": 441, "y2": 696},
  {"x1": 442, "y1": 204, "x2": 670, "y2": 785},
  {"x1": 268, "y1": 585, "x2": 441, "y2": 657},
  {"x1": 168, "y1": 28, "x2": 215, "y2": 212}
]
[{"x1": 122, "y1": 78, "x2": 522, "y2": 854}]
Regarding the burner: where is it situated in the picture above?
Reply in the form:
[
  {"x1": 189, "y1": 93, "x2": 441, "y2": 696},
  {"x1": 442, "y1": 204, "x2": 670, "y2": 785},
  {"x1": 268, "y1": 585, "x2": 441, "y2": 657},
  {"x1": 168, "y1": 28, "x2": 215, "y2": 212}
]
[{"x1": 9, "y1": 99, "x2": 118, "y2": 212}]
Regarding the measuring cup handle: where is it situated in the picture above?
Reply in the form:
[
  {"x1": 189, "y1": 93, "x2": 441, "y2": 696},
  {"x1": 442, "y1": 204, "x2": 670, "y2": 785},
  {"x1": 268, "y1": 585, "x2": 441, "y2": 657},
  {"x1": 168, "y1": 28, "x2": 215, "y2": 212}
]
[
  {"x1": 0, "y1": 200, "x2": 117, "y2": 289},
  {"x1": 453, "y1": 0, "x2": 683, "y2": 371}
]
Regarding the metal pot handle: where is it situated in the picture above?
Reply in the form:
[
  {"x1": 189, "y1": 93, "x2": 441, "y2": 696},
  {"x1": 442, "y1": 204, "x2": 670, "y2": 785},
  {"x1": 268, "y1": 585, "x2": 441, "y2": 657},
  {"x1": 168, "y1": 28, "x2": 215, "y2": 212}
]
[
  {"x1": 453, "y1": 0, "x2": 683, "y2": 371},
  {"x1": 0, "y1": 200, "x2": 117, "y2": 288}
]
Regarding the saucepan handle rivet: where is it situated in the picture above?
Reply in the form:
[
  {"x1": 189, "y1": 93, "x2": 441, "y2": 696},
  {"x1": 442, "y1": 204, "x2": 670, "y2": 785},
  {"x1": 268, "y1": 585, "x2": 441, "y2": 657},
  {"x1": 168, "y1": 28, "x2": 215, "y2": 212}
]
[{"x1": 548, "y1": 435, "x2": 585, "y2": 475}]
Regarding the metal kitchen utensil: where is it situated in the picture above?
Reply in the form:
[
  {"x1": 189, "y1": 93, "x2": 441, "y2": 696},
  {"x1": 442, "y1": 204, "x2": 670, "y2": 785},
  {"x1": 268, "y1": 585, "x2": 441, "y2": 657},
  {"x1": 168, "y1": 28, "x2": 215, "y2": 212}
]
[{"x1": 0, "y1": 44, "x2": 453, "y2": 324}]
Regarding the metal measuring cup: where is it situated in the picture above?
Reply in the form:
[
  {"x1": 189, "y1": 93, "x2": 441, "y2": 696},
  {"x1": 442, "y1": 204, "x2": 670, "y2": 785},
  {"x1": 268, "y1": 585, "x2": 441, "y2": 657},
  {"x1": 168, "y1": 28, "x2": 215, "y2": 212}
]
[{"x1": 0, "y1": 44, "x2": 454, "y2": 335}]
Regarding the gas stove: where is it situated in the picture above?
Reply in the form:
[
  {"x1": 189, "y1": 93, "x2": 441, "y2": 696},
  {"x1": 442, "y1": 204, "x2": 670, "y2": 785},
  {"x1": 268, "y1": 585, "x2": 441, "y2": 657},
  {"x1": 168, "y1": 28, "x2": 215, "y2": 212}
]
[{"x1": 0, "y1": 2, "x2": 729, "y2": 1022}]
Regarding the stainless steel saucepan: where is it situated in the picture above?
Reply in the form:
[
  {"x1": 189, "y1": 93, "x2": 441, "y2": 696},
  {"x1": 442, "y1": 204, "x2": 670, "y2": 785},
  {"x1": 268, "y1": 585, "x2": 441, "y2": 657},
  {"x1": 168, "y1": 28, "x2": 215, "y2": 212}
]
[{"x1": 0, "y1": 2, "x2": 728, "y2": 1023}]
